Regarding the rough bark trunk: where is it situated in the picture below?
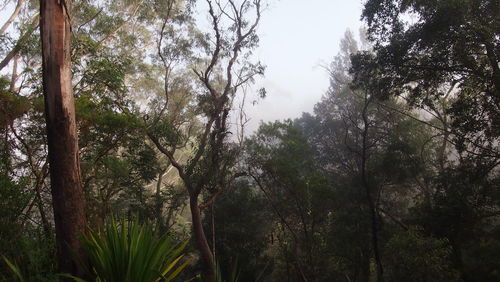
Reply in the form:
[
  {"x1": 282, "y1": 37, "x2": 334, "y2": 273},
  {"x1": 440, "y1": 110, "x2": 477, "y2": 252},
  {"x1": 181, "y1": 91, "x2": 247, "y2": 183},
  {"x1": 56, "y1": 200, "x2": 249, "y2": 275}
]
[
  {"x1": 189, "y1": 194, "x2": 215, "y2": 282},
  {"x1": 40, "y1": 0, "x2": 87, "y2": 278}
]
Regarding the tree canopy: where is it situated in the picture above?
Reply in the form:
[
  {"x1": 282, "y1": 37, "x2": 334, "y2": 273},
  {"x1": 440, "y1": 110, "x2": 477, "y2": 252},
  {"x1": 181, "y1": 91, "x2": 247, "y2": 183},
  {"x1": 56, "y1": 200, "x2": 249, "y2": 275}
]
[{"x1": 0, "y1": 0, "x2": 498, "y2": 281}]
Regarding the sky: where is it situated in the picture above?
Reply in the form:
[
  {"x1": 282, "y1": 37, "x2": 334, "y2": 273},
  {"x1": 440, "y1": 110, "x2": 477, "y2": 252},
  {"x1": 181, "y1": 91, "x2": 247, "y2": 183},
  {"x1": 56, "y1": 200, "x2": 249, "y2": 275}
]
[
  {"x1": 243, "y1": 0, "x2": 365, "y2": 132},
  {"x1": 0, "y1": 0, "x2": 365, "y2": 133}
]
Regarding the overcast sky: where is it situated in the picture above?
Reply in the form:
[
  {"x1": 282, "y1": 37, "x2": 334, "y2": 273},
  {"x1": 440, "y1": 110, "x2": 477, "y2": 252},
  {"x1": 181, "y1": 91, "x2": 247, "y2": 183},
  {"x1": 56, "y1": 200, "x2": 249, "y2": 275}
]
[
  {"x1": 243, "y1": 0, "x2": 365, "y2": 132},
  {"x1": 0, "y1": 0, "x2": 365, "y2": 133}
]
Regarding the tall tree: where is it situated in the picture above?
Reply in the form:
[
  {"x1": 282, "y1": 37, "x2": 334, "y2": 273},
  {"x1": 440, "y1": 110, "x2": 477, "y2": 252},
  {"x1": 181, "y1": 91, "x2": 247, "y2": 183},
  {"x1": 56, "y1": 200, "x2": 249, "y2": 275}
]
[
  {"x1": 40, "y1": 0, "x2": 87, "y2": 277},
  {"x1": 353, "y1": 1, "x2": 500, "y2": 280},
  {"x1": 355, "y1": 0, "x2": 499, "y2": 160},
  {"x1": 245, "y1": 120, "x2": 332, "y2": 281},
  {"x1": 146, "y1": 1, "x2": 264, "y2": 280}
]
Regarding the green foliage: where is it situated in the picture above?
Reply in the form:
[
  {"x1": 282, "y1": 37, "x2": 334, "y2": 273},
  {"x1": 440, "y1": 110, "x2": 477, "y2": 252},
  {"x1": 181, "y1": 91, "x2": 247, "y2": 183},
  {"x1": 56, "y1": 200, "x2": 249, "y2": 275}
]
[
  {"x1": 351, "y1": 2, "x2": 500, "y2": 280},
  {"x1": 384, "y1": 227, "x2": 460, "y2": 282},
  {"x1": 461, "y1": 231, "x2": 500, "y2": 282},
  {"x1": 79, "y1": 218, "x2": 191, "y2": 282},
  {"x1": 0, "y1": 175, "x2": 29, "y2": 231},
  {"x1": 1, "y1": 0, "x2": 497, "y2": 280},
  {"x1": 246, "y1": 120, "x2": 317, "y2": 180},
  {"x1": 410, "y1": 159, "x2": 500, "y2": 281},
  {"x1": 150, "y1": 118, "x2": 184, "y2": 147},
  {"x1": 204, "y1": 181, "x2": 271, "y2": 282},
  {"x1": 355, "y1": 0, "x2": 500, "y2": 156},
  {"x1": 0, "y1": 77, "x2": 30, "y2": 128},
  {"x1": 75, "y1": 91, "x2": 162, "y2": 222},
  {"x1": 0, "y1": 227, "x2": 58, "y2": 282},
  {"x1": 2, "y1": 257, "x2": 24, "y2": 282},
  {"x1": 216, "y1": 263, "x2": 239, "y2": 282},
  {"x1": 246, "y1": 120, "x2": 335, "y2": 281}
]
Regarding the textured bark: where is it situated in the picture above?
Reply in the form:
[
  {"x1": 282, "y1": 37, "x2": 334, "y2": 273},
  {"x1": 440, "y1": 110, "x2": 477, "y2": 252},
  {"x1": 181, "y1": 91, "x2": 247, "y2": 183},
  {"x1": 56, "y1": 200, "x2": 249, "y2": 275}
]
[
  {"x1": 189, "y1": 194, "x2": 215, "y2": 282},
  {"x1": 40, "y1": 0, "x2": 87, "y2": 278},
  {"x1": 148, "y1": 2, "x2": 263, "y2": 280}
]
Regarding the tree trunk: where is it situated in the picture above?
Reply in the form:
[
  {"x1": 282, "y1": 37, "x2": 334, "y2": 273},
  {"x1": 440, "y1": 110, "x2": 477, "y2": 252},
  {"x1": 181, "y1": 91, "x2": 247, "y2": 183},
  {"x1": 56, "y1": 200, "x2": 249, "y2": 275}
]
[
  {"x1": 360, "y1": 95, "x2": 384, "y2": 282},
  {"x1": 40, "y1": 0, "x2": 87, "y2": 278},
  {"x1": 156, "y1": 168, "x2": 166, "y2": 231},
  {"x1": 189, "y1": 194, "x2": 215, "y2": 282}
]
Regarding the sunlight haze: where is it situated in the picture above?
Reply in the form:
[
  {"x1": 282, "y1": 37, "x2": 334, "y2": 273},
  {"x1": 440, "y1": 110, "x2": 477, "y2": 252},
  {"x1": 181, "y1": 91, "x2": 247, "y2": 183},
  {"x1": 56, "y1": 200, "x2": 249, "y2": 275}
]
[{"x1": 246, "y1": 0, "x2": 364, "y2": 131}]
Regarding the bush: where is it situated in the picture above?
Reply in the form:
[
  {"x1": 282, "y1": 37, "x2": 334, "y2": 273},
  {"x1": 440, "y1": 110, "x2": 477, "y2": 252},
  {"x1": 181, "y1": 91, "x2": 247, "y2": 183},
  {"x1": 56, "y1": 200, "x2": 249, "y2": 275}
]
[
  {"x1": 384, "y1": 226, "x2": 460, "y2": 282},
  {"x1": 78, "y1": 218, "x2": 191, "y2": 282}
]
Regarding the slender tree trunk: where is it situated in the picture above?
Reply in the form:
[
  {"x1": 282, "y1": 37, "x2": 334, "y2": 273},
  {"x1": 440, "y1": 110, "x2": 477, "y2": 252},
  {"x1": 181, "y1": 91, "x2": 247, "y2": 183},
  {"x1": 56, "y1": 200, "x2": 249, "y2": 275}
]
[
  {"x1": 189, "y1": 194, "x2": 215, "y2": 282},
  {"x1": 0, "y1": 14, "x2": 38, "y2": 72},
  {"x1": 40, "y1": 0, "x2": 87, "y2": 278},
  {"x1": 9, "y1": 54, "x2": 18, "y2": 92},
  {"x1": 156, "y1": 168, "x2": 166, "y2": 231},
  {"x1": 360, "y1": 95, "x2": 384, "y2": 281},
  {"x1": 0, "y1": 0, "x2": 24, "y2": 36},
  {"x1": 211, "y1": 202, "x2": 216, "y2": 260},
  {"x1": 1, "y1": 127, "x2": 9, "y2": 174},
  {"x1": 35, "y1": 190, "x2": 51, "y2": 237}
]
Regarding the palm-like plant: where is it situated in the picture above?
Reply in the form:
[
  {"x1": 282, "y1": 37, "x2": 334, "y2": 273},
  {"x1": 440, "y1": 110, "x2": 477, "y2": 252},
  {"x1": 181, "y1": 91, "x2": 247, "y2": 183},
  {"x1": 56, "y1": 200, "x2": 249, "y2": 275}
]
[
  {"x1": 79, "y1": 218, "x2": 191, "y2": 282},
  {"x1": 211, "y1": 259, "x2": 240, "y2": 282}
]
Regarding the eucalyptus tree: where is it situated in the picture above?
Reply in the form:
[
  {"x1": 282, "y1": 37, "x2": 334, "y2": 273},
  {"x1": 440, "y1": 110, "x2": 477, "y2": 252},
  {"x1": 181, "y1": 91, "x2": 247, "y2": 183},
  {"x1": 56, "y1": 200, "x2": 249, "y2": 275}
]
[
  {"x1": 0, "y1": 0, "x2": 39, "y2": 72},
  {"x1": 40, "y1": 0, "x2": 87, "y2": 277},
  {"x1": 314, "y1": 30, "x2": 392, "y2": 280},
  {"x1": 1, "y1": 0, "x2": 172, "y2": 278},
  {"x1": 145, "y1": 1, "x2": 265, "y2": 280}
]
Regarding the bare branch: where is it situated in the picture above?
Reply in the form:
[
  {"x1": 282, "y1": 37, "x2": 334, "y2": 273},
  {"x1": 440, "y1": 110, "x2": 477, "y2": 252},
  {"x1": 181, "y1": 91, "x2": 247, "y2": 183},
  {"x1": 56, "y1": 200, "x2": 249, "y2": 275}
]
[
  {"x1": 0, "y1": 0, "x2": 24, "y2": 36},
  {"x1": 76, "y1": 7, "x2": 103, "y2": 34},
  {"x1": 147, "y1": 132, "x2": 188, "y2": 184},
  {"x1": 0, "y1": 14, "x2": 39, "y2": 72},
  {"x1": 86, "y1": 0, "x2": 145, "y2": 52},
  {"x1": 204, "y1": 0, "x2": 223, "y2": 96}
]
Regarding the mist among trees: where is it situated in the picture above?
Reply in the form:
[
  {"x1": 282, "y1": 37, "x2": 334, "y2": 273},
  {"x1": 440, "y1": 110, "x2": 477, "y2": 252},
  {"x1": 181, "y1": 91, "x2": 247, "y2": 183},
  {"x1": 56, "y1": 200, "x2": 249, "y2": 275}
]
[{"x1": 0, "y1": 0, "x2": 498, "y2": 281}]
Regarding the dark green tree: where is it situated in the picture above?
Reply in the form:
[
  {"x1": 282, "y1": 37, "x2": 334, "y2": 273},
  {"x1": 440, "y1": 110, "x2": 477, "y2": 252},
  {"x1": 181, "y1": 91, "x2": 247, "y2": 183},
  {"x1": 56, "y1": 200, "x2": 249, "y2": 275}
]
[
  {"x1": 245, "y1": 120, "x2": 332, "y2": 281},
  {"x1": 203, "y1": 180, "x2": 272, "y2": 282},
  {"x1": 353, "y1": 1, "x2": 500, "y2": 280}
]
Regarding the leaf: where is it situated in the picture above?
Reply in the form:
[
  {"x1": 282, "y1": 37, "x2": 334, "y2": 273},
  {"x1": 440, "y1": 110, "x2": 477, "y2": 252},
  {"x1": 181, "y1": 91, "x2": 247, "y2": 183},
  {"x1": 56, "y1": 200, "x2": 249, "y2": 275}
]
[
  {"x1": 2, "y1": 256, "x2": 24, "y2": 282},
  {"x1": 58, "y1": 273, "x2": 88, "y2": 282}
]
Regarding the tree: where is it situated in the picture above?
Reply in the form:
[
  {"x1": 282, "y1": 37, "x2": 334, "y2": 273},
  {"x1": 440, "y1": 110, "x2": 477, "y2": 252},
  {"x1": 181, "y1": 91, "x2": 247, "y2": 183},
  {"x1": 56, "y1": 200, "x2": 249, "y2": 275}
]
[
  {"x1": 354, "y1": 1, "x2": 500, "y2": 280},
  {"x1": 203, "y1": 180, "x2": 272, "y2": 282},
  {"x1": 146, "y1": 1, "x2": 265, "y2": 280},
  {"x1": 40, "y1": 0, "x2": 87, "y2": 277},
  {"x1": 316, "y1": 30, "x2": 391, "y2": 280},
  {"x1": 355, "y1": 0, "x2": 499, "y2": 160},
  {"x1": 303, "y1": 29, "x2": 446, "y2": 281},
  {"x1": 384, "y1": 226, "x2": 460, "y2": 282},
  {"x1": 245, "y1": 120, "x2": 333, "y2": 281}
]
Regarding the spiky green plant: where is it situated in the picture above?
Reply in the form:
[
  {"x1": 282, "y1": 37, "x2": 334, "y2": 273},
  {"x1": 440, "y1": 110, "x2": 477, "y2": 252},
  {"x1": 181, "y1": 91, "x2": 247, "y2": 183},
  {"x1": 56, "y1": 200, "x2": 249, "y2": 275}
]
[
  {"x1": 79, "y1": 218, "x2": 191, "y2": 282},
  {"x1": 2, "y1": 256, "x2": 25, "y2": 282},
  {"x1": 211, "y1": 258, "x2": 240, "y2": 282}
]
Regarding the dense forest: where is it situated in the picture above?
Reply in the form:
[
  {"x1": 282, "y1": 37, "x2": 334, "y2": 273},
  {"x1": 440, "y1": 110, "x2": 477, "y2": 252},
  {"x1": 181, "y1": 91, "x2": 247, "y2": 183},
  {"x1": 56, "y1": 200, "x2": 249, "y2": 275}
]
[{"x1": 0, "y1": 0, "x2": 499, "y2": 281}]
